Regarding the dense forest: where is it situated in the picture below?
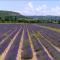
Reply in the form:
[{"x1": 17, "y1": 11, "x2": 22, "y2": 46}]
[{"x1": 0, "y1": 11, "x2": 60, "y2": 24}]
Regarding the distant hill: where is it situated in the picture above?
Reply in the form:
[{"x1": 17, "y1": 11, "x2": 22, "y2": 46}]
[
  {"x1": 0, "y1": 10, "x2": 60, "y2": 21},
  {"x1": 0, "y1": 10, "x2": 60, "y2": 23},
  {"x1": 27, "y1": 16, "x2": 60, "y2": 21},
  {"x1": 0, "y1": 10, "x2": 22, "y2": 17},
  {"x1": 0, "y1": 10, "x2": 26, "y2": 23}
]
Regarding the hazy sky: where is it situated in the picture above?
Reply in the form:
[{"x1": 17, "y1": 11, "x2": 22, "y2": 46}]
[{"x1": 0, "y1": 0, "x2": 60, "y2": 16}]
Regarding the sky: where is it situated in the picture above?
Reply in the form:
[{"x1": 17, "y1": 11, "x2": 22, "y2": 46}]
[{"x1": 0, "y1": 0, "x2": 60, "y2": 16}]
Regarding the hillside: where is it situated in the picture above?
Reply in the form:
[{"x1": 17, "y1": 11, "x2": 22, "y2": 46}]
[
  {"x1": 0, "y1": 10, "x2": 60, "y2": 23},
  {"x1": 28, "y1": 16, "x2": 60, "y2": 21},
  {"x1": 0, "y1": 10, "x2": 60, "y2": 21},
  {"x1": 0, "y1": 10, "x2": 22, "y2": 17}
]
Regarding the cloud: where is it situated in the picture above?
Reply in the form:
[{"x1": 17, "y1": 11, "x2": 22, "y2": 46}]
[
  {"x1": 20, "y1": 2, "x2": 60, "y2": 16},
  {"x1": 20, "y1": 2, "x2": 35, "y2": 15},
  {"x1": 50, "y1": 6, "x2": 60, "y2": 15},
  {"x1": 23, "y1": 3, "x2": 48, "y2": 15},
  {"x1": 24, "y1": 2, "x2": 34, "y2": 11},
  {"x1": 28, "y1": 2, "x2": 33, "y2": 9},
  {"x1": 35, "y1": 4, "x2": 48, "y2": 15},
  {"x1": 51, "y1": 6, "x2": 60, "y2": 12}
]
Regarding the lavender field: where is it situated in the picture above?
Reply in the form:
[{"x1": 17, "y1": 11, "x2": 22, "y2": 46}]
[{"x1": 0, "y1": 23, "x2": 60, "y2": 60}]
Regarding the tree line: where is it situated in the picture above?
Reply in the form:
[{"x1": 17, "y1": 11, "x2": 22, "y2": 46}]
[{"x1": 0, "y1": 16, "x2": 60, "y2": 24}]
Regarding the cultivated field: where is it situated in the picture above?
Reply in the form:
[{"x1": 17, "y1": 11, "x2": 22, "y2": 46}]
[{"x1": 0, "y1": 23, "x2": 60, "y2": 60}]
